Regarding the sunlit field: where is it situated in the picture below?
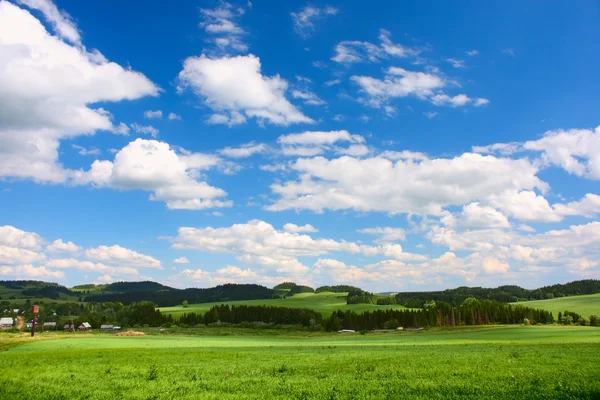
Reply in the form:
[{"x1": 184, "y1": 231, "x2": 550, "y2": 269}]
[
  {"x1": 512, "y1": 293, "x2": 600, "y2": 317},
  {"x1": 2, "y1": 326, "x2": 600, "y2": 399},
  {"x1": 160, "y1": 291, "x2": 408, "y2": 318}
]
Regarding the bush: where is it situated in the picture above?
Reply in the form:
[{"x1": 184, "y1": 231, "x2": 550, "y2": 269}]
[
  {"x1": 578, "y1": 317, "x2": 590, "y2": 326},
  {"x1": 589, "y1": 315, "x2": 600, "y2": 327},
  {"x1": 523, "y1": 318, "x2": 530, "y2": 325}
]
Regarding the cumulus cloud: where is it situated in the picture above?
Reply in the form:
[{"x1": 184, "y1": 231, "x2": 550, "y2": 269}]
[
  {"x1": 268, "y1": 153, "x2": 546, "y2": 215},
  {"x1": 358, "y1": 227, "x2": 406, "y2": 243},
  {"x1": 46, "y1": 239, "x2": 81, "y2": 254},
  {"x1": 332, "y1": 29, "x2": 419, "y2": 64},
  {"x1": 130, "y1": 123, "x2": 159, "y2": 138},
  {"x1": 173, "y1": 257, "x2": 190, "y2": 264},
  {"x1": 292, "y1": 89, "x2": 326, "y2": 106},
  {"x1": 199, "y1": 1, "x2": 248, "y2": 53},
  {"x1": 291, "y1": 5, "x2": 337, "y2": 37},
  {"x1": 144, "y1": 110, "x2": 163, "y2": 119},
  {"x1": 168, "y1": 220, "x2": 419, "y2": 276},
  {"x1": 177, "y1": 54, "x2": 313, "y2": 126},
  {"x1": 219, "y1": 142, "x2": 268, "y2": 158},
  {"x1": 0, "y1": 225, "x2": 44, "y2": 250},
  {"x1": 85, "y1": 245, "x2": 162, "y2": 269},
  {"x1": 0, "y1": 2, "x2": 159, "y2": 183},
  {"x1": 73, "y1": 139, "x2": 232, "y2": 210},
  {"x1": 278, "y1": 130, "x2": 365, "y2": 156},
  {"x1": 168, "y1": 113, "x2": 182, "y2": 121},
  {"x1": 283, "y1": 223, "x2": 318, "y2": 233},
  {"x1": 0, "y1": 264, "x2": 63, "y2": 279}
]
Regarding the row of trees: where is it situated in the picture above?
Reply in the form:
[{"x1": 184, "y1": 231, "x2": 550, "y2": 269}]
[
  {"x1": 172, "y1": 299, "x2": 555, "y2": 331},
  {"x1": 557, "y1": 311, "x2": 600, "y2": 326},
  {"x1": 393, "y1": 280, "x2": 600, "y2": 307}
]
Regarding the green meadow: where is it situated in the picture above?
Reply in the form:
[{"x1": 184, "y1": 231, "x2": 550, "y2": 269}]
[
  {"x1": 2, "y1": 326, "x2": 600, "y2": 399},
  {"x1": 512, "y1": 293, "x2": 600, "y2": 317},
  {"x1": 160, "y1": 291, "x2": 407, "y2": 317}
]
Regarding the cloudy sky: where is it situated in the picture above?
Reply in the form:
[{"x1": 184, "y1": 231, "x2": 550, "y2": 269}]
[{"x1": 1, "y1": 0, "x2": 599, "y2": 291}]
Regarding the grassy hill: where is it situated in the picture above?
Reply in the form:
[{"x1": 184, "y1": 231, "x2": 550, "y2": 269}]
[
  {"x1": 160, "y1": 291, "x2": 408, "y2": 318},
  {"x1": 512, "y1": 293, "x2": 600, "y2": 317}
]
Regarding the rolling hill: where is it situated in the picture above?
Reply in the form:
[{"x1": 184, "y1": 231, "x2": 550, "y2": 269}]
[
  {"x1": 160, "y1": 291, "x2": 408, "y2": 318},
  {"x1": 512, "y1": 293, "x2": 600, "y2": 317}
]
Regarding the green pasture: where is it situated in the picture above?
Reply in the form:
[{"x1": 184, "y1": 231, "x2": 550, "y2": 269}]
[
  {"x1": 1, "y1": 326, "x2": 600, "y2": 399},
  {"x1": 160, "y1": 291, "x2": 406, "y2": 317},
  {"x1": 512, "y1": 293, "x2": 600, "y2": 317}
]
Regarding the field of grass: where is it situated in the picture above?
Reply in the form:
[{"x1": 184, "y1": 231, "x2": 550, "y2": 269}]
[
  {"x1": 160, "y1": 291, "x2": 407, "y2": 318},
  {"x1": 1, "y1": 326, "x2": 600, "y2": 399},
  {"x1": 512, "y1": 293, "x2": 600, "y2": 317}
]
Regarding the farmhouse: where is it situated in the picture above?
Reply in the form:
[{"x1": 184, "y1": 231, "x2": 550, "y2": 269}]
[
  {"x1": 0, "y1": 317, "x2": 14, "y2": 328},
  {"x1": 43, "y1": 322, "x2": 57, "y2": 330},
  {"x1": 78, "y1": 322, "x2": 92, "y2": 331},
  {"x1": 100, "y1": 324, "x2": 114, "y2": 331}
]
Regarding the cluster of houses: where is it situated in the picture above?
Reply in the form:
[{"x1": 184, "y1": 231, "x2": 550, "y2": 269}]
[{"x1": 0, "y1": 317, "x2": 14, "y2": 329}]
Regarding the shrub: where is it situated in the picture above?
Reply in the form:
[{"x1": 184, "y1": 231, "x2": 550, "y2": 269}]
[
  {"x1": 523, "y1": 318, "x2": 530, "y2": 325},
  {"x1": 590, "y1": 315, "x2": 600, "y2": 327},
  {"x1": 578, "y1": 317, "x2": 590, "y2": 326}
]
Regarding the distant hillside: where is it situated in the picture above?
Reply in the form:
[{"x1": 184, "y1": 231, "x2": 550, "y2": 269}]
[
  {"x1": 83, "y1": 282, "x2": 274, "y2": 306},
  {"x1": 512, "y1": 293, "x2": 600, "y2": 317},
  {"x1": 394, "y1": 280, "x2": 600, "y2": 307},
  {"x1": 0, "y1": 280, "x2": 77, "y2": 300}
]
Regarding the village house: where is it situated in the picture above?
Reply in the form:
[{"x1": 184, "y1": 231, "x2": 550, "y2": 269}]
[
  {"x1": 100, "y1": 324, "x2": 114, "y2": 331},
  {"x1": 78, "y1": 322, "x2": 92, "y2": 331},
  {"x1": 42, "y1": 322, "x2": 57, "y2": 330},
  {"x1": 0, "y1": 317, "x2": 14, "y2": 328}
]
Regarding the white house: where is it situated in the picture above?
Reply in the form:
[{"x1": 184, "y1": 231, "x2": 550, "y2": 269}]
[{"x1": 0, "y1": 317, "x2": 14, "y2": 328}]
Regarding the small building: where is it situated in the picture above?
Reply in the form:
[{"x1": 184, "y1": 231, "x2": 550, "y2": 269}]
[
  {"x1": 337, "y1": 329, "x2": 356, "y2": 333},
  {"x1": 12, "y1": 309, "x2": 20, "y2": 314},
  {"x1": 100, "y1": 324, "x2": 114, "y2": 331},
  {"x1": 43, "y1": 322, "x2": 57, "y2": 330},
  {"x1": 26, "y1": 322, "x2": 33, "y2": 328},
  {"x1": 78, "y1": 322, "x2": 91, "y2": 331},
  {"x1": 0, "y1": 317, "x2": 14, "y2": 328},
  {"x1": 112, "y1": 326, "x2": 122, "y2": 331},
  {"x1": 405, "y1": 327, "x2": 423, "y2": 331},
  {"x1": 395, "y1": 327, "x2": 404, "y2": 331}
]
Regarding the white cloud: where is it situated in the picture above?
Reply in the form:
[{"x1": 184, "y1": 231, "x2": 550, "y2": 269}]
[
  {"x1": 219, "y1": 142, "x2": 268, "y2": 158},
  {"x1": 431, "y1": 93, "x2": 489, "y2": 108},
  {"x1": 449, "y1": 202, "x2": 511, "y2": 229},
  {"x1": 524, "y1": 126, "x2": 600, "y2": 179},
  {"x1": 466, "y1": 50, "x2": 479, "y2": 56},
  {"x1": 488, "y1": 190, "x2": 561, "y2": 222},
  {"x1": 268, "y1": 153, "x2": 546, "y2": 215},
  {"x1": 0, "y1": 2, "x2": 159, "y2": 183},
  {"x1": 292, "y1": 89, "x2": 326, "y2": 106},
  {"x1": 178, "y1": 54, "x2": 313, "y2": 126},
  {"x1": 45, "y1": 258, "x2": 140, "y2": 277},
  {"x1": 424, "y1": 111, "x2": 438, "y2": 119},
  {"x1": 73, "y1": 139, "x2": 232, "y2": 210},
  {"x1": 278, "y1": 130, "x2": 365, "y2": 156},
  {"x1": 291, "y1": 5, "x2": 337, "y2": 37},
  {"x1": 144, "y1": 110, "x2": 163, "y2": 119},
  {"x1": 0, "y1": 245, "x2": 46, "y2": 265},
  {"x1": 325, "y1": 79, "x2": 341, "y2": 86},
  {"x1": 85, "y1": 244, "x2": 162, "y2": 269},
  {"x1": 554, "y1": 194, "x2": 600, "y2": 218},
  {"x1": 200, "y1": 1, "x2": 248, "y2": 53},
  {"x1": 283, "y1": 223, "x2": 318, "y2": 233},
  {"x1": 130, "y1": 123, "x2": 159, "y2": 138},
  {"x1": 168, "y1": 219, "x2": 419, "y2": 276},
  {"x1": 358, "y1": 227, "x2": 406, "y2": 243},
  {"x1": 16, "y1": 0, "x2": 81, "y2": 46},
  {"x1": 503, "y1": 48, "x2": 515, "y2": 57},
  {"x1": 46, "y1": 239, "x2": 81, "y2": 254},
  {"x1": 72, "y1": 144, "x2": 101, "y2": 156},
  {"x1": 173, "y1": 256, "x2": 190, "y2": 264},
  {"x1": 332, "y1": 29, "x2": 419, "y2": 64},
  {"x1": 446, "y1": 58, "x2": 466, "y2": 68},
  {"x1": 483, "y1": 257, "x2": 510, "y2": 274},
  {"x1": 0, "y1": 264, "x2": 63, "y2": 279},
  {"x1": 168, "y1": 113, "x2": 182, "y2": 121},
  {"x1": 0, "y1": 225, "x2": 44, "y2": 250}
]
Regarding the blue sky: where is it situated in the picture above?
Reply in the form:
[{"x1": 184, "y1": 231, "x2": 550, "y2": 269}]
[{"x1": 1, "y1": 0, "x2": 599, "y2": 291}]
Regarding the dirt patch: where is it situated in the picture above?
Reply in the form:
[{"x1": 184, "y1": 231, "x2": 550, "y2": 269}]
[
  {"x1": 16, "y1": 316, "x2": 24, "y2": 330},
  {"x1": 115, "y1": 331, "x2": 145, "y2": 337}
]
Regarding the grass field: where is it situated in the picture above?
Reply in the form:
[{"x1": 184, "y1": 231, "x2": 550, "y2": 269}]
[
  {"x1": 1, "y1": 326, "x2": 600, "y2": 399},
  {"x1": 512, "y1": 293, "x2": 600, "y2": 317},
  {"x1": 160, "y1": 291, "x2": 407, "y2": 318}
]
